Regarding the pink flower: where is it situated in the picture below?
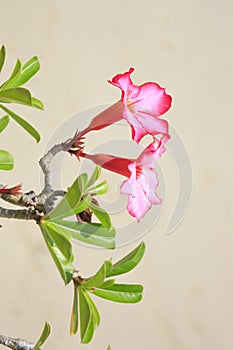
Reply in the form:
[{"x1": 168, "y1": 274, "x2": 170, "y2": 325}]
[
  {"x1": 108, "y1": 67, "x2": 172, "y2": 143},
  {"x1": 77, "y1": 137, "x2": 166, "y2": 221},
  {"x1": 75, "y1": 68, "x2": 171, "y2": 146},
  {"x1": 68, "y1": 68, "x2": 172, "y2": 221}
]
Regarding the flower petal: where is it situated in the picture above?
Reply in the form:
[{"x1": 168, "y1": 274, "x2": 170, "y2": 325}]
[
  {"x1": 120, "y1": 163, "x2": 161, "y2": 221},
  {"x1": 80, "y1": 102, "x2": 124, "y2": 136},
  {"x1": 133, "y1": 82, "x2": 172, "y2": 117},
  {"x1": 124, "y1": 107, "x2": 169, "y2": 143},
  {"x1": 108, "y1": 67, "x2": 136, "y2": 100},
  {"x1": 139, "y1": 169, "x2": 161, "y2": 205},
  {"x1": 120, "y1": 163, "x2": 152, "y2": 221},
  {"x1": 123, "y1": 107, "x2": 148, "y2": 143},
  {"x1": 137, "y1": 135, "x2": 168, "y2": 167},
  {"x1": 82, "y1": 152, "x2": 132, "y2": 177},
  {"x1": 124, "y1": 185, "x2": 152, "y2": 221}
]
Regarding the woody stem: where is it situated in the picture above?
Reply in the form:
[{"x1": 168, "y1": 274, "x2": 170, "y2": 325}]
[
  {"x1": 0, "y1": 334, "x2": 34, "y2": 350},
  {"x1": 0, "y1": 207, "x2": 41, "y2": 223},
  {"x1": 39, "y1": 140, "x2": 71, "y2": 194}
]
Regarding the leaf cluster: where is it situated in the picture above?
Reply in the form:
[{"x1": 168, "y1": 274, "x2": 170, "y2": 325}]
[
  {"x1": 0, "y1": 45, "x2": 43, "y2": 170},
  {"x1": 70, "y1": 241, "x2": 145, "y2": 343},
  {"x1": 38, "y1": 167, "x2": 145, "y2": 344},
  {"x1": 39, "y1": 167, "x2": 114, "y2": 284}
]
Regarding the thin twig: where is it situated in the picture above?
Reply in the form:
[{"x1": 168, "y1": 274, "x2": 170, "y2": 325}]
[{"x1": 0, "y1": 334, "x2": 34, "y2": 350}]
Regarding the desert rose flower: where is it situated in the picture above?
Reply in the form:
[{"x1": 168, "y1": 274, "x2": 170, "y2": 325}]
[
  {"x1": 74, "y1": 68, "x2": 171, "y2": 147},
  {"x1": 72, "y1": 137, "x2": 167, "y2": 221},
  {"x1": 108, "y1": 67, "x2": 172, "y2": 143}
]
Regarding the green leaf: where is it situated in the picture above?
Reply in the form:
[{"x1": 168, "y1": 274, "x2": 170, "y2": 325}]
[
  {"x1": 70, "y1": 285, "x2": 79, "y2": 335},
  {"x1": 92, "y1": 284, "x2": 143, "y2": 303},
  {"x1": 83, "y1": 260, "x2": 111, "y2": 288},
  {"x1": 44, "y1": 174, "x2": 86, "y2": 220},
  {"x1": 0, "y1": 149, "x2": 13, "y2": 170},
  {"x1": 43, "y1": 222, "x2": 73, "y2": 260},
  {"x1": 104, "y1": 260, "x2": 113, "y2": 276},
  {"x1": 85, "y1": 166, "x2": 101, "y2": 189},
  {"x1": 71, "y1": 195, "x2": 91, "y2": 216},
  {"x1": 0, "y1": 45, "x2": 6, "y2": 73},
  {"x1": 79, "y1": 172, "x2": 88, "y2": 188},
  {"x1": 46, "y1": 196, "x2": 91, "y2": 221},
  {"x1": 63, "y1": 196, "x2": 91, "y2": 218},
  {"x1": 84, "y1": 292, "x2": 100, "y2": 329},
  {"x1": 98, "y1": 279, "x2": 115, "y2": 289},
  {"x1": 33, "y1": 322, "x2": 51, "y2": 349},
  {"x1": 46, "y1": 219, "x2": 115, "y2": 249},
  {"x1": 88, "y1": 181, "x2": 109, "y2": 195},
  {"x1": 107, "y1": 241, "x2": 146, "y2": 278},
  {"x1": 9, "y1": 56, "x2": 40, "y2": 88},
  {"x1": 40, "y1": 224, "x2": 73, "y2": 284},
  {"x1": 0, "y1": 59, "x2": 22, "y2": 90},
  {"x1": 0, "y1": 87, "x2": 32, "y2": 106},
  {"x1": 89, "y1": 202, "x2": 112, "y2": 228},
  {"x1": 107, "y1": 345, "x2": 111, "y2": 350},
  {"x1": 79, "y1": 288, "x2": 95, "y2": 344},
  {"x1": 0, "y1": 104, "x2": 40, "y2": 142},
  {"x1": 0, "y1": 115, "x2": 9, "y2": 132},
  {"x1": 85, "y1": 260, "x2": 112, "y2": 287},
  {"x1": 32, "y1": 97, "x2": 44, "y2": 110}
]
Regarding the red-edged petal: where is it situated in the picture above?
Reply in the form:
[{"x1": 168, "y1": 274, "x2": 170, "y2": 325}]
[
  {"x1": 133, "y1": 82, "x2": 172, "y2": 117},
  {"x1": 108, "y1": 67, "x2": 136, "y2": 100},
  {"x1": 137, "y1": 135, "x2": 169, "y2": 167}
]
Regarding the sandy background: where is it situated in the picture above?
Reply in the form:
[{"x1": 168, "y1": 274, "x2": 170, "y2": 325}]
[{"x1": 0, "y1": 1, "x2": 232, "y2": 349}]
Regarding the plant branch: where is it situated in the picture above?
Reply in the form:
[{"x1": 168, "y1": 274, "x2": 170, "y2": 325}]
[
  {"x1": 0, "y1": 137, "x2": 73, "y2": 221},
  {"x1": 0, "y1": 207, "x2": 41, "y2": 222},
  {"x1": 0, "y1": 135, "x2": 76, "y2": 220},
  {"x1": 39, "y1": 138, "x2": 73, "y2": 195},
  {"x1": 0, "y1": 192, "x2": 37, "y2": 208},
  {"x1": 0, "y1": 335, "x2": 34, "y2": 350}
]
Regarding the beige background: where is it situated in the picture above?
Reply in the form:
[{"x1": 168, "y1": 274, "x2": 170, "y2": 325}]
[{"x1": 0, "y1": 0, "x2": 232, "y2": 349}]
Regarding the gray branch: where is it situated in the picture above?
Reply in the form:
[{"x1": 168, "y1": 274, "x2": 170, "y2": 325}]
[
  {"x1": 0, "y1": 192, "x2": 37, "y2": 209},
  {"x1": 0, "y1": 136, "x2": 74, "y2": 221},
  {"x1": 0, "y1": 335, "x2": 34, "y2": 350},
  {"x1": 39, "y1": 138, "x2": 73, "y2": 195},
  {"x1": 0, "y1": 207, "x2": 41, "y2": 223}
]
